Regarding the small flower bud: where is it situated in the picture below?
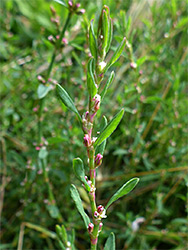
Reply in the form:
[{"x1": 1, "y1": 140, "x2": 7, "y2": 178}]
[
  {"x1": 85, "y1": 111, "x2": 89, "y2": 119},
  {"x1": 76, "y1": 8, "x2": 85, "y2": 15},
  {"x1": 37, "y1": 75, "x2": 45, "y2": 83},
  {"x1": 79, "y1": 8, "x2": 85, "y2": 14},
  {"x1": 62, "y1": 37, "x2": 68, "y2": 45},
  {"x1": 94, "y1": 211, "x2": 99, "y2": 218},
  {"x1": 68, "y1": 1, "x2": 73, "y2": 7},
  {"x1": 33, "y1": 106, "x2": 38, "y2": 112},
  {"x1": 88, "y1": 223, "x2": 94, "y2": 233},
  {"x1": 97, "y1": 205, "x2": 104, "y2": 214},
  {"x1": 92, "y1": 94, "x2": 101, "y2": 112},
  {"x1": 95, "y1": 154, "x2": 103, "y2": 167},
  {"x1": 130, "y1": 62, "x2": 137, "y2": 69},
  {"x1": 48, "y1": 35, "x2": 55, "y2": 44},
  {"x1": 76, "y1": 3, "x2": 81, "y2": 8},
  {"x1": 83, "y1": 134, "x2": 91, "y2": 147}
]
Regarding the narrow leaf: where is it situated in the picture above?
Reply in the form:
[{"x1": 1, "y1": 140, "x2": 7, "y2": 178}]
[
  {"x1": 54, "y1": 0, "x2": 68, "y2": 8},
  {"x1": 56, "y1": 84, "x2": 82, "y2": 122},
  {"x1": 96, "y1": 116, "x2": 108, "y2": 155},
  {"x1": 93, "y1": 109, "x2": 124, "y2": 148},
  {"x1": 89, "y1": 20, "x2": 97, "y2": 60},
  {"x1": 61, "y1": 225, "x2": 68, "y2": 243},
  {"x1": 73, "y1": 158, "x2": 90, "y2": 191},
  {"x1": 105, "y1": 37, "x2": 126, "y2": 71},
  {"x1": 58, "y1": 240, "x2": 66, "y2": 250},
  {"x1": 101, "y1": 71, "x2": 115, "y2": 101},
  {"x1": 106, "y1": 18, "x2": 113, "y2": 54},
  {"x1": 56, "y1": 225, "x2": 67, "y2": 244},
  {"x1": 102, "y1": 9, "x2": 109, "y2": 55},
  {"x1": 70, "y1": 184, "x2": 90, "y2": 229},
  {"x1": 104, "y1": 232, "x2": 115, "y2": 250},
  {"x1": 105, "y1": 178, "x2": 139, "y2": 210},
  {"x1": 24, "y1": 222, "x2": 56, "y2": 239},
  {"x1": 87, "y1": 58, "x2": 98, "y2": 98}
]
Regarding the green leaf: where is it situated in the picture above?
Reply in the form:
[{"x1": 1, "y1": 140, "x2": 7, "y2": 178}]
[
  {"x1": 73, "y1": 158, "x2": 90, "y2": 191},
  {"x1": 38, "y1": 147, "x2": 48, "y2": 159},
  {"x1": 105, "y1": 37, "x2": 126, "y2": 71},
  {"x1": 37, "y1": 84, "x2": 52, "y2": 99},
  {"x1": 87, "y1": 58, "x2": 98, "y2": 98},
  {"x1": 96, "y1": 116, "x2": 108, "y2": 155},
  {"x1": 70, "y1": 184, "x2": 90, "y2": 229},
  {"x1": 70, "y1": 229, "x2": 76, "y2": 250},
  {"x1": 106, "y1": 18, "x2": 113, "y2": 54},
  {"x1": 105, "y1": 178, "x2": 139, "y2": 210},
  {"x1": 89, "y1": 20, "x2": 97, "y2": 60},
  {"x1": 101, "y1": 71, "x2": 115, "y2": 100},
  {"x1": 56, "y1": 84, "x2": 82, "y2": 122},
  {"x1": 104, "y1": 232, "x2": 115, "y2": 250},
  {"x1": 56, "y1": 225, "x2": 67, "y2": 244},
  {"x1": 94, "y1": 109, "x2": 124, "y2": 148},
  {"x1": 24, "y1": 222, "x2": 57, "y2": 239},
  {"x1": 58, "y1": 240, "x2": 66, "y2": 250},
  {"x1": 102, "y1": 9, "x2": 109, "y2": 56},
  {"x1": 54, "y1": 0, "x2": 68, "y2": 8}
]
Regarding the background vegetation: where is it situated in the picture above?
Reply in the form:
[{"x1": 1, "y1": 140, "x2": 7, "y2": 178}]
[{"x1": 0, "y1": 0, "x2": 187, "y2": 249}]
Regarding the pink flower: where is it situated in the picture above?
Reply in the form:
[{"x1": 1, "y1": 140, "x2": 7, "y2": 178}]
[
  {"x1": 83, "y1": 134, "x2": 91, "y2": 147},
  {"x1": 95, "y1": 153, "x2": 103, "y2": 167},
  {"x1": 62, "y1": 37, "x2": 68, "y2": 45},
  {"x1": 79, "y1": 8, "x2": 85, "y2": 14},
  {"x1": 88, "y1": 223, "x2": 94, "y2": 233},
  {"x1": 33, "y1": 107, "x2": 38, "y2": 112},
  {"x1": 130, "y1": 62, "x2": 137, "y2": 69},
  {"x1": 97, "y1": 205, "x2": 104, "y2": 214}
]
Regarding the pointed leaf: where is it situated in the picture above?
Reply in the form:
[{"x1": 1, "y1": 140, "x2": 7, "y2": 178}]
[
  {"x1": 56, "y1": 225, "x2": 67, "y2": 244},
  {"x1": 70, "y1": 184, "x2": 90, "y2": 229},
  {"x1": 105, "y1": 37, "x2": 126, "y2": 72},
  {"x1": 104, "y1": 232, "x2": 115, "y2": 250},
  {"x1": 101, "y1": 9, "x2": 109, "y2": 56},
  {"x1": 87, "y1": 58, "x2": 98, "y2": 98},
  {"x1": 101, "y1": 71, "x2": 115, "y2": 101},
  {"x1": 54, "y1": 0, "x2": 68, "y2": 8},
  {"x1": 106, "y1": 18, "x2": 113, "y2": 54},
  {"x1": 73, "y1": 158, "x2": 90, "y2": 191},
  {"x1": 96, "y1": 116, "x2": 107, "y2": 155},
  {"x1": 56, "y1": 84, "x2": 82, "y2": 122},
  {"x1": 105, "y1": 178, "x2": 139, "y2": 210},
  {"x1": 37, "y1": 84, "x2": 52, "y2": 99},
  {"x1": 93, "y1": 109, "x2": 124, "y2": 148},
  {"x1": 89, "y1": 20, "x2": 97, "y2": 60}
]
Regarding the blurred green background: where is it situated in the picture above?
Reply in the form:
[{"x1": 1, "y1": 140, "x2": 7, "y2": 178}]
[{"x1": 0, "y1": 0, "x2": 187, "y2": 249}]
